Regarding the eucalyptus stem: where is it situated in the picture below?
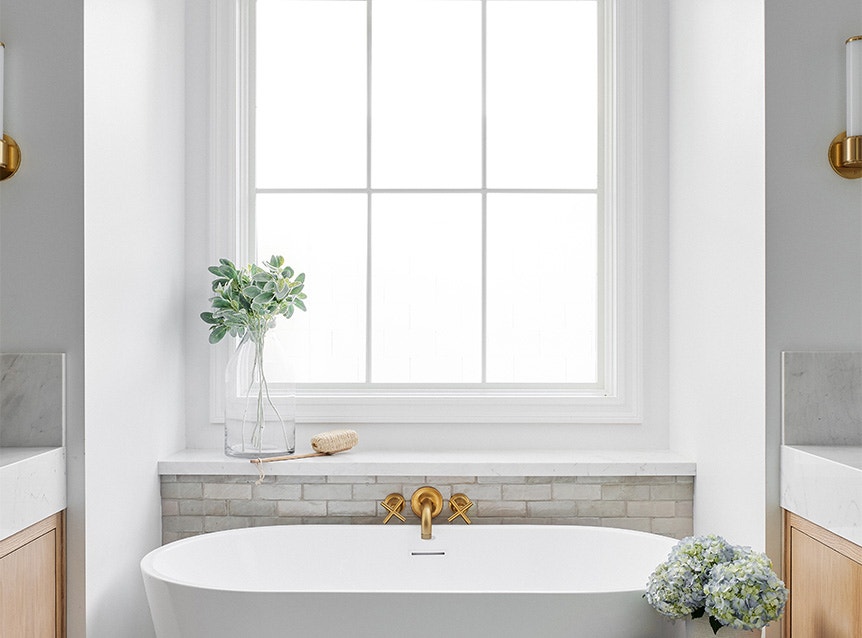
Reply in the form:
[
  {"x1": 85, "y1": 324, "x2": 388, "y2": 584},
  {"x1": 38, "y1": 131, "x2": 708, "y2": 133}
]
[{"x1": 238, "y1": 334, "x2": 258, "y2": 452}]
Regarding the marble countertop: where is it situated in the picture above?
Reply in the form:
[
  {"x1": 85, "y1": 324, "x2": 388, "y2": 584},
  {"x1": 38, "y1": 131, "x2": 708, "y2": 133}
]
[
  {"x1": 160, "y1": 448, "x2": 696, "y2": 478},
  {"x1": 781, "y1": 445, "x2": 862, "y2": 546},
  {"x1": 0, "y1": 447, "x2": 66, "y2": 541}
]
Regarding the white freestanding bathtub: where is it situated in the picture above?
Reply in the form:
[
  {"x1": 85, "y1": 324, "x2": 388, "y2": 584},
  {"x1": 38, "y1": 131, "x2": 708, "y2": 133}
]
[{"x1": 141, "y1": 524, "x2": 684, "y2": 638}]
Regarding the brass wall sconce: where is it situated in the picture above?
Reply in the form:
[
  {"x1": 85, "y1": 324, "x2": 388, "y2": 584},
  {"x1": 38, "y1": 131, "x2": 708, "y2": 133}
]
[
  {"x1": 0, "y1": 42, "x2": 21, "y2": 181},
  {"x1": 829, "y1": 36, "x2": 862, "y2": 178}
]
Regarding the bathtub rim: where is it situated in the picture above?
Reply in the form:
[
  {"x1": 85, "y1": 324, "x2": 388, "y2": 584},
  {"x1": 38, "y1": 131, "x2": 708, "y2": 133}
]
[{"x1": 141, "y1": 523, "x2": 677, "y2": 596}]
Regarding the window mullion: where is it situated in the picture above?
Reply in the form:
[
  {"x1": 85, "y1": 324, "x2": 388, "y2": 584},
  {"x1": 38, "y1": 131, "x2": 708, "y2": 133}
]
[
  {"x1": 481, "y1": 0, "x2": 488, "y2": 384},
  {"x1": 242, "y1": 0, "x2": 255, "y2": 266},
  {"x1": 365, "y1": 0, "x2": 373, "y2": 384}
]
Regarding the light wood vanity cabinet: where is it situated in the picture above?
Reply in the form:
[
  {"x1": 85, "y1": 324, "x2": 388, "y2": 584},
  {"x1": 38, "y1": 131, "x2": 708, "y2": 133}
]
[
  {"x1": 783, "y1": 511, "x2": 862, "y2": 638},
  {"x1": 0, "y1": 512, "x2": 65, "y2": 637}
]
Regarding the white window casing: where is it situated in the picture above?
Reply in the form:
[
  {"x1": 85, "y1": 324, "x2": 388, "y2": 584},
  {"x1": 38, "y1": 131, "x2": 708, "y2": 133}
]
[{"x1": 207, "y1": 0, "x2": 645, "y2": 425}]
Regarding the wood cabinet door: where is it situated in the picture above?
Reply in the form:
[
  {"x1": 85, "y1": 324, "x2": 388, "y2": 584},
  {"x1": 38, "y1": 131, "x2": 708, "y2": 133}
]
[
  {"x1": 785, "y1": 511, "x2": 862, "y2": 638},
  {"x1": 0, "y1": 530, "x2": 57, "y2": 637},
  {"x1": 0, "y1": 512, "x2": 65, "y2": 637}
]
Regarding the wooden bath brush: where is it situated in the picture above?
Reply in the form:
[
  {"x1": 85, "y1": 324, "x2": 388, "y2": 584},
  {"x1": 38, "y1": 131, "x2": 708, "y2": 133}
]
[
  {"x1": 250, "y1": 429, "x2": 358, "y2": 464},
  {"x1": 250, "y1": 429, "x2": 358, "y2": 483}
]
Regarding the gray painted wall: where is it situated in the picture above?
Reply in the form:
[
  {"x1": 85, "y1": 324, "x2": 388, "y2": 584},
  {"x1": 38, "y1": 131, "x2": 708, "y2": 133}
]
[
  {"x1": 0, "y1": 2, "x2": 85, "y2": 634},
  {"x1": 765, "y1": 0, "x2": 862, "y2": 610}
]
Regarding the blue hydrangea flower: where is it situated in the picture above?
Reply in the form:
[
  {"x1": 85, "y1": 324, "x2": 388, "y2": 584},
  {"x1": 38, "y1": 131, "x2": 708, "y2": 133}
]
[
  {"x1": 645, "y1": 535, "x2": 787, "y2": 633},
  {"x1": 645, "y1": 535, "x2": 735, "y2": 617},
  {"x1": 704, "y1": 550, "x2": 788, "y2": 630}
]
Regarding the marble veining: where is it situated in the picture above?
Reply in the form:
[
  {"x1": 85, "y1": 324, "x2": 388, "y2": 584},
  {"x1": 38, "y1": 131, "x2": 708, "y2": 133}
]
[
  {"x1": 782, "y1": 351, "x2": 862, "y2": 445},
  {"x1": 0, "y1": 353, "x2": 65, "y2": 446}
]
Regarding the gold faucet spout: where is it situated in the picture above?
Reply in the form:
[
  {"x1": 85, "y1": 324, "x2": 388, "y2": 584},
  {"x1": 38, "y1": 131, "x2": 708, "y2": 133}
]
[
  {"x1": 420, "y1": 500, "x2": 433, "y2": 539},
  {"x1": 410, "y1": 486, "x2": 443, "y2": 540}
]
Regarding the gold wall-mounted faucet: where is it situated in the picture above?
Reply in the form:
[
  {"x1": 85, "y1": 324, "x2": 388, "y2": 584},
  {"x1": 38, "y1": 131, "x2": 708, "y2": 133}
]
[{"x1": 410, "y1": 486, "x2": 443, "y2": 539}]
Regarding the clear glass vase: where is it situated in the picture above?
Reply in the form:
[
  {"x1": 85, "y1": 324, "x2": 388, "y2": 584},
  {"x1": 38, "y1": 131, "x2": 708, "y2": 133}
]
[{"x1": 224, "y1": 328, "x2": 295, "y2": 458}]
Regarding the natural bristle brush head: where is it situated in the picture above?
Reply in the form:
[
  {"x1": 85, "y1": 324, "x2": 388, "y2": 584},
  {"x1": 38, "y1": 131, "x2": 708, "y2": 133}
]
[{"x1": 311, "y1": 429, "x2": 359, "y2": 454}]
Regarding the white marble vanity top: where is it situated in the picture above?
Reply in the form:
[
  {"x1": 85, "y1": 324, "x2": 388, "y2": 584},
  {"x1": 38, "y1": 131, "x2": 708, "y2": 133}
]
[
  {"x1": 781, "y1": 445, "x2": 862, "y2": 546},
  {"x1": 0, "y1": 447, "x2": 66, "y2": 541}
]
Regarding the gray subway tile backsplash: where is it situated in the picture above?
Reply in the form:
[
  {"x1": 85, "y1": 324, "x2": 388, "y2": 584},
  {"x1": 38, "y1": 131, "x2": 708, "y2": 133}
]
[{"x1": 161, "y1": 474, "x2": 694, "y2": 545}]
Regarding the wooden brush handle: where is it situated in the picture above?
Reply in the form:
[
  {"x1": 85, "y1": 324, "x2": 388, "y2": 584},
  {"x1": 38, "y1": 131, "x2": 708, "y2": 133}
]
[{"x1": 250, "y1": 452, "x2": 331, "y2": 464}]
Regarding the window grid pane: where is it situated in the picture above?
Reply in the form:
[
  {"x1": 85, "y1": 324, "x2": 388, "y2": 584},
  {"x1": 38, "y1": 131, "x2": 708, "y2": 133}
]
[
  {"x1": 256, "y1": 0, "x2": 367, "y2": 188},
  {"x1": 254, "y1": 0, "x2": 600, "y2": 385},
  {"x1": 370, "y1": 194, "x2": 483, "y2": 383},
  {"x1": 256, "y1": 194, "x2": 368, "y2": 383},
  {"x1": 371, "y1": 0, "x2": 482, "y2": 188}
]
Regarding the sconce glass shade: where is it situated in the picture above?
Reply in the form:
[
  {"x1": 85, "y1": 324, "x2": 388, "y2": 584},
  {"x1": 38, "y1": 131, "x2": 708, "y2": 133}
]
[
  {"x1": 847, "y1": 36, "x2": 862, "y2": 138},
  {"x1": 0, "y1": 43, "x2": 22, "y2": 179},
  {"x1": 0, "y1": 43, "x2": 5, "y2": 143}
]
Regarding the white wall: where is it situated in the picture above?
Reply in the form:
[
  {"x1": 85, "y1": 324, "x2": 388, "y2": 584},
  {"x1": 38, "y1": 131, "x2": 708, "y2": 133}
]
[
  {"x1": 0, "y1": 2, "x2": 86, "y2": 635},
  {"x1": 764, "y1": 0, "x2": 862, "y2": 599},
  {"x1": 83, "y1": 0, "x2": 186, "y2": 636},
  {"x1": 668, "y1": 0, "x2": 767, "y2": 548}
]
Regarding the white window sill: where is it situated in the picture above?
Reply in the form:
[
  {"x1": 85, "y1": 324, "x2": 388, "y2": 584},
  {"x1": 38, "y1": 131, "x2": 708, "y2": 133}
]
[{"x1": 159, "y1": 448, "x2": 695, "y2": 478}]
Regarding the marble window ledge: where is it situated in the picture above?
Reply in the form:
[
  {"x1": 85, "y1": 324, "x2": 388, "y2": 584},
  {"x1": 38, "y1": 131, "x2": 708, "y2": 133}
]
[{"x1": 159, "y1": 448, "x2": 696, "y2": 478}]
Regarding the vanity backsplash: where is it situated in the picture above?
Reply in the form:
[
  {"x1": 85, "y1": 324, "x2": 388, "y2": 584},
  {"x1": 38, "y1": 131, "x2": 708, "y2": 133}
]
[
  {"x1": 782, "y1": 351, "x2": 862, "y2": 445},
  {"x1": 0, "y1": 353, "x2": 65, "y2": 446}
]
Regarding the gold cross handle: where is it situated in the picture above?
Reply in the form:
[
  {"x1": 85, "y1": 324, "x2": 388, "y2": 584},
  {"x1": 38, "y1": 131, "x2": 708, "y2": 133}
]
[
  {"x1": 381, "y1": 493, "x2": 406, "y2": 524},
  {"x1": 447, "y1": 493, "x2": 473, "y2": 524}
]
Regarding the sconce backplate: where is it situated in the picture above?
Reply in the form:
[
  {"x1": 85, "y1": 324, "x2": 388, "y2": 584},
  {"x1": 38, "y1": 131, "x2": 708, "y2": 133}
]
[
  {"x1": 828, "y1": 132, "x2": 862, "y2": 179},
  {"x1": 0, "y1": 134, "x2": 21, "y2": 181}
]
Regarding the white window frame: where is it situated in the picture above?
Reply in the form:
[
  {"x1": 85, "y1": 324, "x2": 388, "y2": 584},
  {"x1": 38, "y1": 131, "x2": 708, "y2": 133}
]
[{"x1": 208, "y1": 0, "x2": 643, "y2": 425}]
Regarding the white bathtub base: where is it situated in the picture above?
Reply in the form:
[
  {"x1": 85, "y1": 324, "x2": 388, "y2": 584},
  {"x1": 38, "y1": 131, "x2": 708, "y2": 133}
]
[{"x1": 142, "y1": 525, "x2": 684, "y2": 638}]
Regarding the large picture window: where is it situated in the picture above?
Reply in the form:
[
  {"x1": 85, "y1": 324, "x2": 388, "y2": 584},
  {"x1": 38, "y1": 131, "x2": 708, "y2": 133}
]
[{"x1": 212, "y1": 0, "x2": 642, "y2": 423}]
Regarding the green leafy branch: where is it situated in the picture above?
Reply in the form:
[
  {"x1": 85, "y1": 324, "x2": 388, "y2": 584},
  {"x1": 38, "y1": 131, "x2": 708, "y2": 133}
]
[{"x1": 200, "y1": 255, "x2": 307, "y2": 344}]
